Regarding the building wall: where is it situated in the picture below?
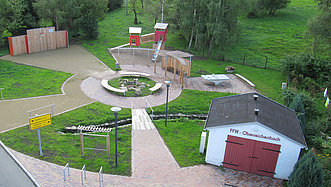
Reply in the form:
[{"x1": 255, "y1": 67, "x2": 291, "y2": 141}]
[{"x1": 205, "y1": 122, "x2": 305, "y2": 179}]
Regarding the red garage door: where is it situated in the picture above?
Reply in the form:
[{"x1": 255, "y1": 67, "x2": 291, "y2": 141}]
[{"x1": 223, "y1": 135, "x2": 281, "y2": 177}]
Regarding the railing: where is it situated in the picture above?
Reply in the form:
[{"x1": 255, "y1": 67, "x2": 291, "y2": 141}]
[
  {"x1": 81, "y1": 165, "x2": 86, "y2": 185},
  {"x1": 99, "y1": 166, "x2": 103, "y2": 187},
  {"x1": 146, "y1": 100, "x2": 154, "y2": 120},
  {"x1": 27, "y1": 104, "x2": 54, "y2": 117},
  {"x1": 63, "y1": 163, "x2": 69, "y2": 181}
]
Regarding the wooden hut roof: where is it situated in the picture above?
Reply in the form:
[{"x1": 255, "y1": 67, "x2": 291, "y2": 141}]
[
  {"x1": 129, "y1": 27, "x2": 142, "y2": 34},
  {"x1": 154, "y1": 23, "x2": 168, "y2": 30}
]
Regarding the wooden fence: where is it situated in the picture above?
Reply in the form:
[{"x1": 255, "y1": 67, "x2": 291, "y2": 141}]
[
  {"x1": 8, "y1": 27, "x2": 68, "y2": 56},
  {"x1": 140, "y1": 33, "x2": 155, "y2": 43}
]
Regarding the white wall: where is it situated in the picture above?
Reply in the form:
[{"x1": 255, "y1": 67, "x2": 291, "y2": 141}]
[{"x1": 205, "y1": 122, "x2": 305, "y2": 179}]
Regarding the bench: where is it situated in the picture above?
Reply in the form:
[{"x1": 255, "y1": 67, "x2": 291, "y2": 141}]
[
  {"x1": 120, "y1": 72, "x2": 150, "y2": 77},
  {"x1": 101, "y1": 79, "x2": 126, "y2": 96},
  {"x1": 235, "y1": 74, "x2": 255, "y2": 87},
  {"x1": 149, "y1": 83, "x2": 163, "y2": 94}
]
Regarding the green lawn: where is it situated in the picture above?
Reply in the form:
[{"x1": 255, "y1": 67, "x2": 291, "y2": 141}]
[
  {"x1": 150, "y1": 90, "x2": 235, "y2": 115},
  {"x1": 0, "y1": 102, "x2": 132, "y2": 175},
  {"x1": 0, "y1": 60, "x2": 72, "y2": 100},
  {"x1": 154, "y1": 118, "x2": 207, "y2": 167}
]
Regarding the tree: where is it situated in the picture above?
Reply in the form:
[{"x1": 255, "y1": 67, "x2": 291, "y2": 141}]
[
  {"x1": 129, "y1": 0, "x2": 142, "y2": 24},
  {"x1": 289, "y1": 94, "x2": 306, "y2": 130},
  {"x1": 108, "y1": 0, "x2": 123, "y2": 11},
  {"x1": 0, "y1": 0, "x2": 32, "y2": 36},
  {"x1": 174, "y1": 0, "x2": 239, "y2": 56},
  {"x1": 257, "y1": 0, "x2": 290, "y2": 15},
  {"x1": 34, "y1": 0, "x2": 80, "y2": 31},
  {"x1": 288, "y1": 150, "x2": 323, "y2": 187},
  {"x1": 307, "y1": 0, "x2": 331, "y2": 56}
]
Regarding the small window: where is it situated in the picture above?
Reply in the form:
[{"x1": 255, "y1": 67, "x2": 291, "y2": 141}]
[{"x1": 131, "y1": 39, "x2": 136, "y2": 45}]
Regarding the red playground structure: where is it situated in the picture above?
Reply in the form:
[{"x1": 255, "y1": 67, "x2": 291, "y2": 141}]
[
  {"x1": 154, "y1": 23, "x2": 168, "y2": 43},
  {"x1": 129, "y1": 27, "x2": 142, "y2": 47}
]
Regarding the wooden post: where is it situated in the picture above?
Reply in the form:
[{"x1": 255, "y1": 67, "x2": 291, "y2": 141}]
[
  {"x1": 80, "y1": 130, "x2": 84, "y2": 156},
  {"x1": 180, "y1": 66, "x2": 184, "y2": 88},
  {"x1": 106, "y1": 132, "x2": 110, "y2": 161},
  {"x1": 165, "y1": 55, "x2": 168, "y2": 77},
  {"x1": 173, "y1": 59, "x2": 177, "y2": 80},
  {"x1": 154, "y1": 60, "x2": 157, "y2": 73}
]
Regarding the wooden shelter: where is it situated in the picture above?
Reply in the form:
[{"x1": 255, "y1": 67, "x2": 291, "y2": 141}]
[
  {"x1": 158, "y1": 50, "x2": 193, "y2": 88},
  {"x1": 129, "y1": 27, "x2": 142, "y2": 47},
  {"x1": 8, "y1": 27, "x2": 69, "y2": 56}
]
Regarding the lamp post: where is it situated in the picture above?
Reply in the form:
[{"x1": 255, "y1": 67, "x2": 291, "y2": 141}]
[
  {"x1": 164, "y1": 81, "x2": 171, "y2": 127},
  {"x1": 111, "y1": 107, "x2": 121, "y2": 166}
]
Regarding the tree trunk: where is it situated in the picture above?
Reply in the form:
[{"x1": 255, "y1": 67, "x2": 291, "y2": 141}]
[
  {"x1": 126, "y1": 0, "x2": 128, "y2": 15},
  {"x1": 133, "y1": 9, "x2": 138, "y2": 24},
  {"x1": 208, "y1": 35, "x2": 214, "y2": 57},
  {"x1": 188, "y1": 8, "x2": 197, "y2": 51},
  {"x1": 141, "y1": 0, "x2": 144, "y2": 9}
]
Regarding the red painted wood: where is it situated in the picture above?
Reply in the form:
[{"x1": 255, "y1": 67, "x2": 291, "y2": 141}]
[
  {"x1": 130, "y1": 35, "x2": 141, "y2": 46},
  {"x1": 25, "y1": 35, "x2": 29, "y2": 54},
  {"x1": 250, "y1": 141, "x2": 281, "y2": 177},
  {"x1": 223, "y1": 135, "x2": 281, "y2": 177},
  {"x1": 223, "y1": 135, "x2": 254, "y2": 172},
  {"x1": 8, "y1": 37, "x2": 14, "y2": 56},
  {"x1": 154, "y1": 30, "x2": 167, "y2": 43}
]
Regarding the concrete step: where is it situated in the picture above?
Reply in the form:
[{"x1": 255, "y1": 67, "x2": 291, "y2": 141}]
[{"x1": 132, "y1": 108, "x2": 155, "y2": 130}]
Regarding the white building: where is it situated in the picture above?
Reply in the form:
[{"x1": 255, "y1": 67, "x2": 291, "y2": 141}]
[{"x1": 204, "y1": 93, "x2": 307, "y2": 179}]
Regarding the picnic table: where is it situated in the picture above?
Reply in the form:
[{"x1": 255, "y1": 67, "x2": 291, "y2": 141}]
[{"x1": 201, "y1": 74, "x2": 230, "y2": 85}]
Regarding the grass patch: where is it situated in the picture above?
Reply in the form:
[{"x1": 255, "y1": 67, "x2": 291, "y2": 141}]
[
  {"x1": 0, "y1": 102, "x2": 132, "y2": 176},
  {"x1": 108, "y1": 76, "x2": 156, "y2": 97},
  {"x1": 82, "y1": 8, "x2": 155, "y2": 70},
  {"x1": 154, "y1": 118, "x2": 207, "y2": 167},
  {"x1": 150, "y1": 90, "x2": 235, "y2": 115},
  {"x1": 165, "y1": 0, "x2": 317, "y2": 69},
  {"x1": 190, "y1": 59, "x2": 286, "y2": 101},
  {"x1": 0, "y1": 60, "x2": 73, "y2": 99}
]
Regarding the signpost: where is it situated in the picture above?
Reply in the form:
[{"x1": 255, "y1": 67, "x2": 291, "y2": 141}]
[{"x1": 29, "y1": 113, "x2": 51, "y2": 157}]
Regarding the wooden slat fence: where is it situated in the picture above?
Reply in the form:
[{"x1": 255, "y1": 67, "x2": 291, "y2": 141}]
[{"x1": 8, "y1": 27, "x2": 69, "y2": 56}]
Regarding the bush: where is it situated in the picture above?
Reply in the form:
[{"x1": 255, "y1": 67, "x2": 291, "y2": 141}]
[
  {"x1": 108, "y1": 0, "x2": 123, "y2": 11},
  {"x1": 282, "y1": 53, "x2": 330, "y2": 88},
  {"x1": 288, "y1": 150, "x2": 323, "y2": 187},
  {"x1": 283, "y1": 89, "x2": 320, "y2": 120},
  {"x1": 80, "y1": 17, "x2": 99, "y2": 39}
]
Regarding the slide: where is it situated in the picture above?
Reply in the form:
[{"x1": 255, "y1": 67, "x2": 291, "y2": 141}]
[{"x1": 152, "y1": 41, "x2": 162, "y2": 61}]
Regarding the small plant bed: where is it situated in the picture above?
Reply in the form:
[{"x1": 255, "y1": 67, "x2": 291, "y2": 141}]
[
  {"x1": 0, "y1": 60, "x2": 73, "y2": 99},
  {"x1": 154, "y1": 118, "x2": 208, "y2": 167},
  {"x1": 0, "y1": 102, "x2": 132, "y2": 176},
  {"x1": 108, "y1": 76, "x2": 156, "y2": 97}
]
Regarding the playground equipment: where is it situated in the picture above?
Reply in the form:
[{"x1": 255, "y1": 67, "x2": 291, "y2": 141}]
[
  {"x1": 129, "y1": 27, "x2": 142, "y2": 47},
  {"x1": 152, "y1": 23, "x2": 168, "y2": 62}
]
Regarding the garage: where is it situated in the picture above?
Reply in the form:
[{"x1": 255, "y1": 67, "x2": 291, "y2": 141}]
[{"x1": 204, "y1": 93, "x2": 307, "y2": 179}]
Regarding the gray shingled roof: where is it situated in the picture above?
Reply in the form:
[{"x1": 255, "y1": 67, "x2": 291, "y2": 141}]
[{"x1": 205, "y1": 93, "x2": 307, "y2": 146}]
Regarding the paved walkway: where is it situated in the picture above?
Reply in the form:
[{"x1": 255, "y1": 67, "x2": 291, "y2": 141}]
[{"x1": 9, "y1": 108, "x2": 282, "y2": 186}]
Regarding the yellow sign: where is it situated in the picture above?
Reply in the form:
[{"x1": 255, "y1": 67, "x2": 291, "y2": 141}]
[{"x1": 29, "y1": 114, "x2": 51, "y2": 130}]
